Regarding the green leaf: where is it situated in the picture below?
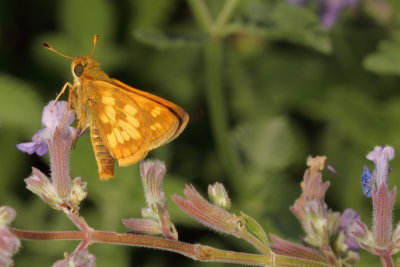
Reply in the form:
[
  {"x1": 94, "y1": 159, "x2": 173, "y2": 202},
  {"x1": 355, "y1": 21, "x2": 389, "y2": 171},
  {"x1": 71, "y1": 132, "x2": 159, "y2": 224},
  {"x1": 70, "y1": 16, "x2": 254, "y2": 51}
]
[
  {"x1": 241, "y1": 211, "x2": 269, "y2": 245},
  {"x1": 34, "y1": 0, "x2": 124, "y2": 77},
  {"x1": 230, "y1": 2, "x2": 332, "y2": 54},
  {"x1": 130, "y1": 0, "x2": 176, "y2": 28},
  {"x1": 134, "y1": 30, "x2": 207, "y2": 49},
  {"x1": 363, "y1": 31, "x2": 400, "y2": 75},
  {"x1": 234, "y1": 117, "x2": 300, "y2": 172},
  {"x1": 0, "y1": 73, "x2": 43, "y2": 133}
]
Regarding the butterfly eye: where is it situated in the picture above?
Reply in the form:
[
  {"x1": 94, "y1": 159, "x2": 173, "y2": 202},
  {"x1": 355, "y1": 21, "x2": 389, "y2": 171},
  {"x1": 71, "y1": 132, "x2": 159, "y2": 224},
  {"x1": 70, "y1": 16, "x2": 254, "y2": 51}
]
[{"x1": 74, "y1": 64, "x2": 84, "y2": 77}]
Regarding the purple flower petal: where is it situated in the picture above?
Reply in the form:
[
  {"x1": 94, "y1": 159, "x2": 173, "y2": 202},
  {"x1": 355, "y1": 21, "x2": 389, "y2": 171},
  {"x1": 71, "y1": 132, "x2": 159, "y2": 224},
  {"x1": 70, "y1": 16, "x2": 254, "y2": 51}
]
[
  {"x1": 42, "y1": 101, "x2": 75, "y2": 136},
  {"x1": 361, "y1": 165, "x2": 373, "y2": 198},
  {"x1": 17, "y1": 101, "x2": 76, "y2": 157},
  {"x1": 366, "y1": 146, "x2": 395, "y2": 187},
  {"x1": 340, "y1": 208, "x2": 361, "y2": 251},
  {"x1": 16, "y1": 141, "x2": 48, "y2": 156}
]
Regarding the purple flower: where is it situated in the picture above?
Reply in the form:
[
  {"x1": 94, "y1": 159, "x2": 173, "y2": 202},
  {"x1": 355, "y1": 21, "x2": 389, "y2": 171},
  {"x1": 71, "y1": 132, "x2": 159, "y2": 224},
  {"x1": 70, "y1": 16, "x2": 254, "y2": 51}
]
[
  {"x1": 287, "y1": 0, "x2": 359, "y2": 29},
  {"x1": 0, "y1": 206, "x2": 21, "y2": 267},
  {"x1": 366, "y1": 146, "x2": 394, "y2": 187},
  {"x1": 361, "y1": 165, "x2": 373, "y2": 197},
  {"x1": 53, "y1": 249, "x2": 95, "y2": 267},
  {"x1": 340, "y1": 208, "x2": 361, "y2": 251},
  {"x1": 17, "y1": 101, "x2": 75, "y2": 156},
  {"x1": 19, "y1": 100, "x2": 79, "y2": 201},
  {"x1": 318, "y1": 0, "x2": 358, "y2": 29},
  {"x1": 123, "y1": 160, "x2": 178, "y2": 240}
]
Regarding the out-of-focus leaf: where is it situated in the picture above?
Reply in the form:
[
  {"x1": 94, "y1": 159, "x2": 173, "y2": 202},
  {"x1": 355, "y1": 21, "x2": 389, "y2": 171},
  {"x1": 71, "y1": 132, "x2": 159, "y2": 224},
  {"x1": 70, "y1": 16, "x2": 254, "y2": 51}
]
[
  {"x1": 142, "y1": 48, "x2": 201, "y2": 105},
  {"x1": 230, "y1": 2, "x2": 332, "y2": 54},
  {"x1": 0, "y1": 73, "x2": 43, "y2": 133},
  {"x1": 298, "y1": 87, "x2": 391, "y2": 147},
  {"x1": 363, "y1": 31, "x2": 400, "y2": 75},
  {"x1": 61, "y1": 0, "x2": 114, "y2": 42},
  {"x1": 130, "y1": 0, "x2": 176, "y2": 28},
  {"x1": 134, "y1": 30, "x2": 207, "y2": 49},
  {"x1": 234, "y1": 117, "x2": 300, "y2": 171},
  {"x1": 35, "y1": 0, "x2": 124, "y2": 77}
]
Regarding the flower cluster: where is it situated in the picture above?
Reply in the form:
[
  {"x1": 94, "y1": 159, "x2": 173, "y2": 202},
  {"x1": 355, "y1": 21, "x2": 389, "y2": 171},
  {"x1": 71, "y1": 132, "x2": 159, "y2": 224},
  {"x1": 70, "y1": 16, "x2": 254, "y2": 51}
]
[
  {"x1": 350, "y1": 146, "x2": 399, "y2": 259},
  {"x1": 17, "y1": 101, "x2": 87, "y2": 212}
]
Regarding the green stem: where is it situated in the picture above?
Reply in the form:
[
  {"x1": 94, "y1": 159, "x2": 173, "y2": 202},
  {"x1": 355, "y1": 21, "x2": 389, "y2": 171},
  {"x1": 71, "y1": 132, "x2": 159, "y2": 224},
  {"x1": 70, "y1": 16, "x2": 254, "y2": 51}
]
[
  {"x1": 189, "y1": 0, "x2": 243, "y2": 182},
  {"x1": 214, "y1": 0, "x2": 240, "y2": 32},
  {"x1": 10, "y1": 228, "x2": 268, "y2": 266},
  {"x1": 11, "y1": 228, "x2": 332, "y2": 266},
  {"x1": 204, "y1": 39, "x2": 243, "y2": 183},
  {"x1": 187, "y1": 0, "x2": 213, "y2": 32}
]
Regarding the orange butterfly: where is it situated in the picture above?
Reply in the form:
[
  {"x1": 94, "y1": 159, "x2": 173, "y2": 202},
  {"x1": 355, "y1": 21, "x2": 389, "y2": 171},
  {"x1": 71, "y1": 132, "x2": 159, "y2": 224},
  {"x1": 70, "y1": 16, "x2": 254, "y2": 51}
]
[{"x1": 44, "y1": 35, "x2": 189, "y2": 180}]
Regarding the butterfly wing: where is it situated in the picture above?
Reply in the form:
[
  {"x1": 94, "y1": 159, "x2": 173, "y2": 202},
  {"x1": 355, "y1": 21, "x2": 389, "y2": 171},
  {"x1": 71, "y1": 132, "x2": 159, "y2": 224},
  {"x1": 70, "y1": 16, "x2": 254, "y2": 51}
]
[{"x1": 89, "y1": 79, "x2": 189, "y2": 179}]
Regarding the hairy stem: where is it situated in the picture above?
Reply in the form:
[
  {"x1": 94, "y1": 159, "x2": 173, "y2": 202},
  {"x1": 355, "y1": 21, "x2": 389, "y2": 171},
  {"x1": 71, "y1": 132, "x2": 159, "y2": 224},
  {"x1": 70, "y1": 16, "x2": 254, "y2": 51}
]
[
  {"x1": 11, "y1": 228, "x2": 333, "y2": 266},
  {"x1": 10, "y1": 228, "x2": 268, "y2": 266}
]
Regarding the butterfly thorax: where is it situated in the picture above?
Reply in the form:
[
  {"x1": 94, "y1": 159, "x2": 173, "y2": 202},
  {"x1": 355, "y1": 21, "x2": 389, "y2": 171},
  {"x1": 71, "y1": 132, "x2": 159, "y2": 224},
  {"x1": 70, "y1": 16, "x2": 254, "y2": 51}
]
[{"x1": 70, "y1": 56, "x2": 111, "y2": 131}]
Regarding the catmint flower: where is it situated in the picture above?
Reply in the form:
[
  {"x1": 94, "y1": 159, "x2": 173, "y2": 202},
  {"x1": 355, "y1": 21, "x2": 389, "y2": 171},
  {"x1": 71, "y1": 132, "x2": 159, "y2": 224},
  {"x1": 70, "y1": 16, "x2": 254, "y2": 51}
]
[
  {"x1": 319, "y1": 0, "x2": 359, "y2": 29},
  {"x1": 172, "y1": 184, "x2": 246, "y2": 237},
  {"x1": 366, "y1": 146, "x2": 394, "y2": 187},
  {"x1": 122, "y1": 218, "x2": 162, "y2": 236},
  {"x1": 339, "y1": 209, "x2": 361, "y2": 251},
  {"x1": 352, "y1": 145, "x2": 398, "y2": 256},
  {"x1": 270, "y1": 234, "x2": 328, "y2": 263},
  {"x1": 124, "y1": 160, "x2": 177, "y2": 240},
  {"x1": 52, "y1": 249, "x2": 95, "y2": 267},
  {"x1": 287, "y1": 0, "x2": 359, "y2": 29},
  {"x1": 24, "y1": 168, "x2": 63, "y2": 210},
  {"x1": 208, "y1": 182, "x2": 231, "y2": 210},
  {"x1": 0, "y1": 206, "x2": 21, "y2": 267},
  {"x1": 291, "y1": 156, "x2": 340, "y2": 247},
  {"x1": 361, "y1": 166, "x2": 373, "y2": 198},
  {"x1": 17, "y1": 101, "x2": 75, "y2": 156},
  {"x1": 19, "y1": 101, "x2": 86, "y2": 209},
  {"x1": 140, "y1": 159, "x2": 167, "y2": 212}
]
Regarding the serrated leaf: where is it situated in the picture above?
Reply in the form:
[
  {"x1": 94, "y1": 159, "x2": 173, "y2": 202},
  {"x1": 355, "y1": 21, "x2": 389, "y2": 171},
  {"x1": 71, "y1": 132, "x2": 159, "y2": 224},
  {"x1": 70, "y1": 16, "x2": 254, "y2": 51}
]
[
  {"x1": 363, "y1": 31, "x2": 400, "y2": 75},
  {"x1": 134, "y1": 30, "x2": 207, "y2": 49}
]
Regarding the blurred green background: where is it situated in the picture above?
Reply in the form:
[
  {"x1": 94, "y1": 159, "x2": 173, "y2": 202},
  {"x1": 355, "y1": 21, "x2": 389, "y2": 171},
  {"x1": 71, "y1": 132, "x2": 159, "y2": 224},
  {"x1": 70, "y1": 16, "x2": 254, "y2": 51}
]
[{"x1": 1, "y1": 0, "x2": 400, "y2": 266}]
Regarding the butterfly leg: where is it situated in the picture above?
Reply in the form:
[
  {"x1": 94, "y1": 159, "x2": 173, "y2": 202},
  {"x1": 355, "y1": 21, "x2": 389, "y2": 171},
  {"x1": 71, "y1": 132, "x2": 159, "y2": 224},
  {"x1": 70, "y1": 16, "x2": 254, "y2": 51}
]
[
  {"x1": 52, "y1": 82, "x2": 73, "y2": 110},
  {"x1": 71, "y1": 112, "x2": 87, "y2": 148},
  {"x1": 91, "y1": 126, "x2": 115, "y2": 180}
]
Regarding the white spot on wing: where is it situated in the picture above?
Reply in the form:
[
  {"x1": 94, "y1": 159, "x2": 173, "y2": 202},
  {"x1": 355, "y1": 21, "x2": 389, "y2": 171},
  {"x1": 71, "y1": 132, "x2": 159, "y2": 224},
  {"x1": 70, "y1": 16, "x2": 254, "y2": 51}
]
[
  {"x1": 124, "y1": 105, "x2": 137, "y2": 116},
  {"x1": 106, "y1": 106, "x2": 116, "y2": 121},
  {"x1": 107, "y1": 133, "x2": 117, "y2": 147},
  {"x1": 102, "y1": 96, "x2": 115, "y2": 105}
]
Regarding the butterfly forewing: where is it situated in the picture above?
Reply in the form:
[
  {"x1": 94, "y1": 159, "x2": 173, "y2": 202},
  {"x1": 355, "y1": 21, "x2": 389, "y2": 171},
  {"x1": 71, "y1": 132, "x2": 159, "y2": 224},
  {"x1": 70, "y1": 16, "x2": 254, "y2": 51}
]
[{"x1": 90, "y1": 80, "x2": 188, "y2": 173}]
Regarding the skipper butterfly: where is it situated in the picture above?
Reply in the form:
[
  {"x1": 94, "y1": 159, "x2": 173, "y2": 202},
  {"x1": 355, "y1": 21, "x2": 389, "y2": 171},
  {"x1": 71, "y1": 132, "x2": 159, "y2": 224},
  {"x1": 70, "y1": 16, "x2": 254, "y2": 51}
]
[{"x1": 44, "y1": 35, "x2": 189, "y2": 180}]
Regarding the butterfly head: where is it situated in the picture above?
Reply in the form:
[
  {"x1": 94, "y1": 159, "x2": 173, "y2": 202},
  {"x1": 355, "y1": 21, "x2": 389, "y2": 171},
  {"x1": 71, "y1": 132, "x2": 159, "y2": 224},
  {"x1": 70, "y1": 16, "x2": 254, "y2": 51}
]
[{"x1": 43, "y1": 34, "x2": 108, "y2": 82}]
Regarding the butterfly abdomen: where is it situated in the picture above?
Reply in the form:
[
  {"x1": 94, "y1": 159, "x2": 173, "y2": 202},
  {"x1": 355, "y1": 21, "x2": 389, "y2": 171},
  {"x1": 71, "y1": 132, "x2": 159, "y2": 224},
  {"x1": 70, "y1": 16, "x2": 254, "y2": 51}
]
[{"x1": 91, "y1": 127, "x2": 115, "y2": 180}]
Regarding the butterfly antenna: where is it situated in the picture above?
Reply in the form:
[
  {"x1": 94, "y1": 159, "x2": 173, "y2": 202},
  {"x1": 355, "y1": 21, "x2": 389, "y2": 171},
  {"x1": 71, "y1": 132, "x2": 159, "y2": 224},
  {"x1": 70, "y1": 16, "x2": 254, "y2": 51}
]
[
  {"x1": 91, "y1": 34, "x2": 99, "y2": 58},
  {"x1": 42, "y1": 43, "x2": 74, "y2": 59}
]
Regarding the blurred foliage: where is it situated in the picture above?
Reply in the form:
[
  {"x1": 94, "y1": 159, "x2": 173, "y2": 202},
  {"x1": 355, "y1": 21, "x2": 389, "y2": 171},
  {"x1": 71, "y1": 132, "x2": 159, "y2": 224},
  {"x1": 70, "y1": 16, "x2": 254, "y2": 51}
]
[{"x1": 1, "y1": 0, "x2": 400, "y2": 266}]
